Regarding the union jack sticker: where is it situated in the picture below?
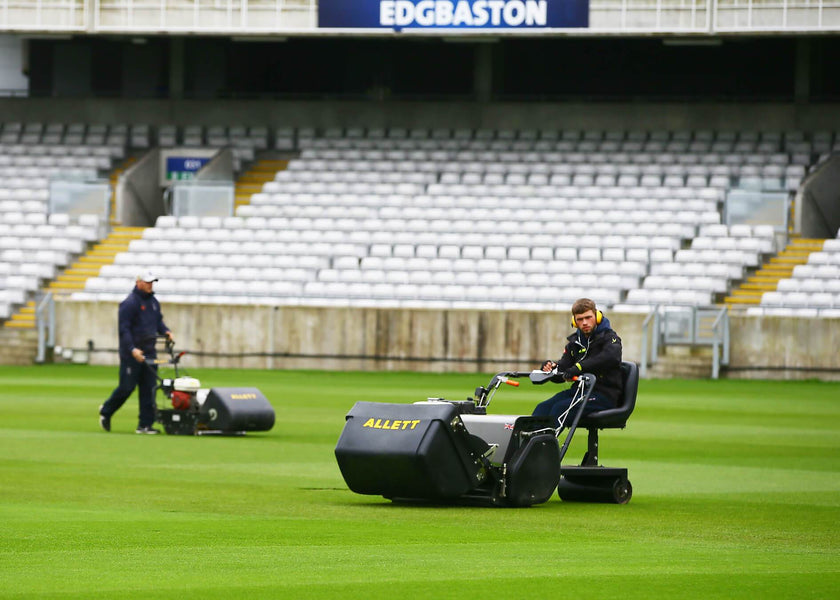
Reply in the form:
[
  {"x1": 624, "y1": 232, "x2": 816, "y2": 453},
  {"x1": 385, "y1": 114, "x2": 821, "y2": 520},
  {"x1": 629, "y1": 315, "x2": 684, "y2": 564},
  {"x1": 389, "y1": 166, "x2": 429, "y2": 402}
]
[{"x1": 504, "y1": 423, "x2": 514, "y2": 430}]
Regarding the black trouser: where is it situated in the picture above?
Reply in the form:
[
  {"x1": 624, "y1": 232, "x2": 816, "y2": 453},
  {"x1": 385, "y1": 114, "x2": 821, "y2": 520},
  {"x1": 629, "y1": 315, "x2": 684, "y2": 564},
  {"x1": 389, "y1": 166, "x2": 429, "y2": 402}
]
[
  {"x1": 532, "y1": 386, "x2": 614, "y2": 428},
  {"x1": 101, "y1": 357, "x2": 158, "y2": 428}
]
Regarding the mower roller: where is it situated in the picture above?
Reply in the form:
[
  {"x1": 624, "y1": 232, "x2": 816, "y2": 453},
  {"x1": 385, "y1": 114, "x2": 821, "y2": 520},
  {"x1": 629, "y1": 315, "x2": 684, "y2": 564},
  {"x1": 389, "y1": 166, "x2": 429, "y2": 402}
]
[
  {"x1": 335, "y1": 364, "x2": 637, "y2": 507},
  {"x1": 146, "y1": 336, "x2": 275, "y2": 436}
]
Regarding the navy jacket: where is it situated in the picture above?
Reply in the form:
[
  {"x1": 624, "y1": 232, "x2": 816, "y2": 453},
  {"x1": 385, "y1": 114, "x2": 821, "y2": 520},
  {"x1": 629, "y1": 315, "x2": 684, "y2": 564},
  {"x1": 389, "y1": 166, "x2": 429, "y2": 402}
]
[
  {"x1": 553, "y1": 315, "x2": 623, "y2": 406},
  {"x1": 117, "y1": 286, "x2": 169, "y2": 361}
]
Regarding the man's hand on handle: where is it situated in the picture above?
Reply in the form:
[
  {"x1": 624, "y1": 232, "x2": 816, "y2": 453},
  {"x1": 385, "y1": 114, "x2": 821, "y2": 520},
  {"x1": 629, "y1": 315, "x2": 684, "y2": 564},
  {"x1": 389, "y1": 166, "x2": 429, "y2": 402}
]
[{"x1": 540, "y1": 359, "x2": 573, "y2": 381}]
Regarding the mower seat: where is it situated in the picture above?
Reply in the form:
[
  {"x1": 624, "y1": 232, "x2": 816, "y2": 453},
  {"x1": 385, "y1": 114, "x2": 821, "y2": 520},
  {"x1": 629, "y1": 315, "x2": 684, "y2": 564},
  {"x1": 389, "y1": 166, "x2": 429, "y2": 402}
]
[
  {"x1": 578, "y1": 361, "x2": 638, "y2": 430},
  {"x1": 556, "y1": 361, "x2": 639, "y2": 503}
]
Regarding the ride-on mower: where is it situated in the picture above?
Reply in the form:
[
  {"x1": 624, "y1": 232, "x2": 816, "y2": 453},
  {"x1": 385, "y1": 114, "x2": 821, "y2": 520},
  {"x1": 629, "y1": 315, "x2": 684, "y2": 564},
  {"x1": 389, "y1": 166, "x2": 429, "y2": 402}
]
[
  {"x1": 335, "y1": 361, "x2": 638, "y2": 506},
  {"x1": 147, "y1": 336, "x2": 275, "y2": 436}
]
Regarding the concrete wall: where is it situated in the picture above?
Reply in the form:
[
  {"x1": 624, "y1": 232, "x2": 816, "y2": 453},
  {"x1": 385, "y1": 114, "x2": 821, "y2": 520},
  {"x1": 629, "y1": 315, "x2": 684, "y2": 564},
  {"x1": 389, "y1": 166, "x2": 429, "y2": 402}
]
[
  {"x1": 728, "y1": 314, "x2": 840, "y2": 379},
  {"x1": 118, "y1": 149, "x2": 161, "y2": 227},
  {"x1": 53, "y1": 300, "x2": 840, "y2": 379},
  {"x1": 54, "y1": 299, "x2": 646, "y2": 373},
  {"x1": 2, "y1": 98, "x2": 840, "y2": 133}
]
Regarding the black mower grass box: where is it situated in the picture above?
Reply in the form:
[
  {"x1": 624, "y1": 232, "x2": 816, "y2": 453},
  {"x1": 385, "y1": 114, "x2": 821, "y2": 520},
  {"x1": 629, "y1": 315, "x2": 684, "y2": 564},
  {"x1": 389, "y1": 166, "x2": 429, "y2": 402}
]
[
  {"x1": 335, "y1": 401, "x2": 485, "y2": 500},
  {"x1": 201, "y1": 387, "x2": 275, "y2": 433}
]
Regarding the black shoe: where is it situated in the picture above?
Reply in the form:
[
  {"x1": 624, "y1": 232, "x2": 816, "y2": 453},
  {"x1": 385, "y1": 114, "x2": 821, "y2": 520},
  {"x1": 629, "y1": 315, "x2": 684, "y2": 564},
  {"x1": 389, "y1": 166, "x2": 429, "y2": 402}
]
[
  {"x1": 99, "y1": 405, "x2": 111, "y2": 432},
  {"x1": 135, "y1": 426, "x2": 161, "y2": 435}
]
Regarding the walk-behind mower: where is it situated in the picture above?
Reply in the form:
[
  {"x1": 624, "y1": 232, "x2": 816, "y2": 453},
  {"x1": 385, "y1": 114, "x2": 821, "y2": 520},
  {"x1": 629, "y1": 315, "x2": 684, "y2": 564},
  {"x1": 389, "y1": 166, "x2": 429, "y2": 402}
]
[
  {"x1": 147, "y1": 336, "x2": 275, "y2": 436},
  {"x1": 335, "y1": 361, "x2": 638, "y2": 507}
]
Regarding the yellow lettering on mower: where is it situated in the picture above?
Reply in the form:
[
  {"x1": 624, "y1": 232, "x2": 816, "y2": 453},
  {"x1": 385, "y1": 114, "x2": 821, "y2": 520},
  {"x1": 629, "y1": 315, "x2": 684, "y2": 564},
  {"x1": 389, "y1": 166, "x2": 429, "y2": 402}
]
[
  {"x1": 362, "y1": 418, "x2": 421, "y2": 430},
  {"x1": 230, "y1": 393, "x2": 257, "y2": 400}
]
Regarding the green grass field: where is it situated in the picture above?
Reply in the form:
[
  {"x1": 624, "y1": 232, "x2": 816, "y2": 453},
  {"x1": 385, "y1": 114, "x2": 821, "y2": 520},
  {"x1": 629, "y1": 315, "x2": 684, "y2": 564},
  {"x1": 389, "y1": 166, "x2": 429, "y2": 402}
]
[{"x1": 1, "y1": 365, "x2": 838, "y2": 599}]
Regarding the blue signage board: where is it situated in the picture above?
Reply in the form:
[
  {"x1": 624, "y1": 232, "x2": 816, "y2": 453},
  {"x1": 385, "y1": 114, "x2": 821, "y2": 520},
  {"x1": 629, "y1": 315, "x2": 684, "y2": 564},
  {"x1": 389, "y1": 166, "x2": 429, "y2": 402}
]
[
  {"x1": 166, "y1": 156, "x2": 211, "y2": 181},
  {"x1": 319, "y1": 0, "x2": 589, "y2": 29}
]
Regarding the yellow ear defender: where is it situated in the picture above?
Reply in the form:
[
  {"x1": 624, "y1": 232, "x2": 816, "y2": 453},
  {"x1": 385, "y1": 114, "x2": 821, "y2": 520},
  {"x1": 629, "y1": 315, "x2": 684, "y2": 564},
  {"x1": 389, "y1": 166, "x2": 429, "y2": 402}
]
[{"x1": 571, "y1": 310, "x2": 603, "y2": 328}]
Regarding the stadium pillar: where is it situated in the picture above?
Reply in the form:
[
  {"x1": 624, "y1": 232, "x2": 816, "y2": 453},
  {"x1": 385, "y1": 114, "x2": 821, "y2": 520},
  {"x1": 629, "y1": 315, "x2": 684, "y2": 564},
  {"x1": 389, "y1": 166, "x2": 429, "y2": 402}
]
[
  {"x1": 474, "y1": 43, "x2": 493, "y2": 103},
  {"x1": 794, "y1": 38, "x2": 810, "y2": 105},
  {"x1": 169, "y1": 37, "x2": 184, "y2": 100}
]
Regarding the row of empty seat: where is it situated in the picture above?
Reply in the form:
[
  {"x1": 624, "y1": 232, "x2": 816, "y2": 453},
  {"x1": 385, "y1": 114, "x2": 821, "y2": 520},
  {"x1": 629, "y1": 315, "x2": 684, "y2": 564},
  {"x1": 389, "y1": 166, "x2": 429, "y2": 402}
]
[
  {"x1": 0, "y1": 207, "x2": 103, "y2": 318},
  {"x1": 296, "y1": 135, "x2": 818, "y2": 161},
  {"x1": 0, "y1": 123, "x2": 147, "y2": 148},
  {"x1": 275, "y1": 168, "x2": 791, "y2": 190},
  {"x1": 60, "y1": 123, "x2": 802, "y2": 309},
  {"x1": 305, "y1": 125, "x2": 831, "y2": 143},
  {"x1": 248, "y1": 193, "x2": 718, "y2": 219},
  {"x1": 0, "y1": 121, "x2": 263, "y2": 156},
  {"x1": 0, "y1": 123, "x2": 823, "y2": 315},
  {"x1": 78, "y1": 213, "x2": 774, "y2": 311},
  {"x1": 4, "y1": 120, "x2": 835, "y2": 153}
]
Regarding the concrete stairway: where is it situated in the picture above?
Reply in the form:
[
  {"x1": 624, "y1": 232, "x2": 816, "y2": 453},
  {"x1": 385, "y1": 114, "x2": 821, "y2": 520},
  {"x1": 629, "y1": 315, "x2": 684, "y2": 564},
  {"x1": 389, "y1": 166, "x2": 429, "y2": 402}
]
[
  {"x1": 234, "y1": 158, "x2": 288, "y2": 212},
  {"x1": 47, "y1": 226, "x2": 145, "y2": 297},
  {"x1": 645, "y1": 345, "x2": 715, "y2": 378},
  {"x1": 2, "y1": 299, "x2": 38, "y2": 330},
  {"x1": 725, "y1": 237, "x2": 825, "y2": 307}
]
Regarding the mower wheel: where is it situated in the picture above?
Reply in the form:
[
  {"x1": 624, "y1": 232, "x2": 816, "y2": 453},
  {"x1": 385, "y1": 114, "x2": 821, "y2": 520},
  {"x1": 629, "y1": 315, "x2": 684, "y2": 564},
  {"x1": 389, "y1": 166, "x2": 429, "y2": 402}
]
[{"x1": 612, "y1": 478, "x2": 632, "y2": 504}]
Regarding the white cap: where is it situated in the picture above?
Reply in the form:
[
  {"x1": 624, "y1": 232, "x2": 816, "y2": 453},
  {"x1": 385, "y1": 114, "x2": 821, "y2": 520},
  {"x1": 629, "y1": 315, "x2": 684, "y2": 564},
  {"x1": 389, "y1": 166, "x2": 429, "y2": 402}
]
[{"x1": 137, "y1": 270, "x2": 159, "y2": 283}]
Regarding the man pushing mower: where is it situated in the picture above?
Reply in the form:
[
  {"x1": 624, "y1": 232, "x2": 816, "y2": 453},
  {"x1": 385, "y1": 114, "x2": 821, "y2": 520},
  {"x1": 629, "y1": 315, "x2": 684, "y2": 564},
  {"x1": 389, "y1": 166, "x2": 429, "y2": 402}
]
[{"x1": 99, "y1": 270, "x2": 173, "y2": 435}]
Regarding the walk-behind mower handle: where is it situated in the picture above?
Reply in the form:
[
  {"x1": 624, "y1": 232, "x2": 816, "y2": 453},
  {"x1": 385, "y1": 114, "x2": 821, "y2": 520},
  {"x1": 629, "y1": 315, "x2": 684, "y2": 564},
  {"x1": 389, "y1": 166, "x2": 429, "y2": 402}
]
[{"x1": 140, "y1": 336, "x2": 186, "y2": 375}]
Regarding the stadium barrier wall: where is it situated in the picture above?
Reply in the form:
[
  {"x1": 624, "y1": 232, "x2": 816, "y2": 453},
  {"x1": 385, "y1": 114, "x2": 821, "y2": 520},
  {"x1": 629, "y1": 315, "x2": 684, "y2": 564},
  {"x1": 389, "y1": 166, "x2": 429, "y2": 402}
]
[
  {"x1": 2, "y1": 98, "x2": 840, "y2": 133},
  {"x1": 54, "y1": 300, "x2": 840, "y2": 379}
]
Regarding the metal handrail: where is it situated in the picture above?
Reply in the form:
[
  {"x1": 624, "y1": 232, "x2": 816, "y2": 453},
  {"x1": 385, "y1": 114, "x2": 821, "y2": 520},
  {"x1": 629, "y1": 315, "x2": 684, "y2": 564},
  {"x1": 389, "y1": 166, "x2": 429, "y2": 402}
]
[
  {"x1": 642, "y1": 304, "x2": 730, "y2": 378},
  {"x1": 639, "y1": 304, "x2": 661, "y2": 378},
  {"x1": 710, "y1": 306, "x2": 730, "y2": 379},
  {"x1": 35, "y1": 292, "x2": 55, "y2": 364}
]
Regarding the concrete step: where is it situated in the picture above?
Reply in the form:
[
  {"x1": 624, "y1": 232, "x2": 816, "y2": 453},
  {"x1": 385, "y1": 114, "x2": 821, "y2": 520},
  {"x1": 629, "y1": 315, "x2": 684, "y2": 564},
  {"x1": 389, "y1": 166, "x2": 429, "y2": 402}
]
[
  {"x1": 759, "y1": 265, "x2": 794, "y2": 276},
  {"x1": 725, "y1": 296, "x2": 761, "y2": 305},
  {"x1": 90, "y1": 242, "x2": 132, "y2": 252},
  {"x1": 64, "y1": 266, "x2": 102, "y2": 277},
  {"x1": 2, "y1": 316, "x2": 36, "y2": 330},
  {"x1": 49, "y1": 280, "x2": 87, "y2": 290},
  {"x1": 770, "y1": 255, "x2": 809, "y2": 266},
  {"x1": 647, "y1": 360, "x2": 712, "y2": 379},
  {"x1": 238, "y1": 172, "x2": 279, "y2": 183},
  {"x1": 741, "y1": 281, "x2": 777, "y2": 291},
  {"x1": 0, "y1": 327, "x2": 40, "y2": 363},
  {"x1": 55, "y1": 274, "x2": 92, "y2": 283},
  {"x1": 646, "y1": 347, "x2": 714, "y2": 378},
  {"x1": 77, "y1": 256, "x2": 113, "y2": 266},
  {"x1": 731, "y1": 289, "x2": 764, "y2": 298},
  {"x1": 788, "y1": 238, "x2": 825, "y2": 250},
  {"x1": 5, "y1": 319, "x2": 35, "y2": 329},
  {"x1": 236, "y1": 183, "x2": 265, "y2": 194},
  {"x1": 250, "y1": 159, "x2": 288, "y2": 172},
  {"x1": 110, "y1": 226, "x2": 145, "y2": 236},
  {"x1": 5, "y1": 300, "x2": 37, "y2": 328}
]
